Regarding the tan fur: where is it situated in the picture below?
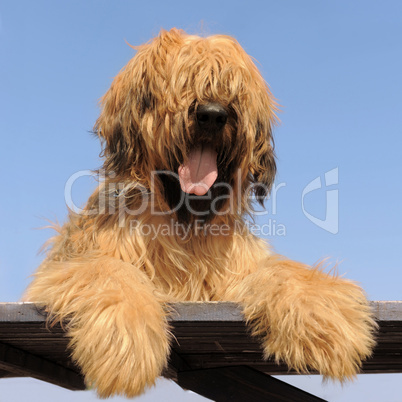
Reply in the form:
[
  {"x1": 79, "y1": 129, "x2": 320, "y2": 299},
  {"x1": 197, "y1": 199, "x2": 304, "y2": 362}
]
[{"x1": 25, "y1": 28, "x2": 377, "y2": 398}]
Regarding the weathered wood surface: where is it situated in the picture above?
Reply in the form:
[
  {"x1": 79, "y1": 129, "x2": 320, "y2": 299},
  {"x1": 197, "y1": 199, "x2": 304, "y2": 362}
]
[
  {"x1": 0, "y1": 301, "x2": 401, "y2": 398},
  {"x1": 1, "y1": 300, "x2": 400, "y2": 322}
]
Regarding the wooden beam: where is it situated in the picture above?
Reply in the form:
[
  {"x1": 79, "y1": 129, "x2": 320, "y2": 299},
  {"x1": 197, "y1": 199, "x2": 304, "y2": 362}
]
[
  {"x1": 168, "y1": 300, "x2": 402, "y2": 322},
  {"x1": 371, "y1": 301, "x2": 402, "y2": 321},
  {"x1": 0, "y1": 342, "x2": 85, "y2": 390},
  {"x1": 1, "y1": 300, "x2": 401, "y2": 322},
  {"x1": 178, "y1": 366, "x2": 327, "y2": 402},
  {"x1": 0, "y1": 368, "x2": 22, "y2": 378},
  {"x1": 168, "y1": 301, "x2": 244, "y2": 322},
  {"x1": 0, "y1": 302, "x2": 47, "y2": 322}
]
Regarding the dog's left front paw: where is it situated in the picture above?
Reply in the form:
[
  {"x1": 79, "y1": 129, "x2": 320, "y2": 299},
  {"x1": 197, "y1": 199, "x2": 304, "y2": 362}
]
[
  {"x1": 240, "y1": 264, "x2": 377, "y2": 381},
  {"x1": 262, "y1": 296, "x2": 376, "y2": 380}
]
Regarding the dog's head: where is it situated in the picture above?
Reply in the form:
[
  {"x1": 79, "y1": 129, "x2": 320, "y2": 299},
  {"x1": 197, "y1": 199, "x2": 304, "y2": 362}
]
[{"x1": 95, "y1": 28, "x2": 277, "y2": 224}]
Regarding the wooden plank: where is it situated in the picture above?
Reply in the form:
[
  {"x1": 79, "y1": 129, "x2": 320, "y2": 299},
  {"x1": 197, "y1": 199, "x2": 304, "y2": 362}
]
[
  {"x1": 372, "y1": 301, "x2": 402, "y2": 321},
  {"x1": 0, "y1": 342, "x2": 85, "y2": 390},
  {"x1": 169, "y1": 302, "x2": 244, "y2": 321},
  {"x1": 1, "y1": 301, "x2": 401, "y2": 322},
  {"x1": 170, "y1": 300, "x2": 402, "y2": 322},
  {"x1": 0, "y1": 303, "x2": 47, "y2": 322},
  {"x1": 178, "y1": 366, "x2": 327, "y2": 402}
]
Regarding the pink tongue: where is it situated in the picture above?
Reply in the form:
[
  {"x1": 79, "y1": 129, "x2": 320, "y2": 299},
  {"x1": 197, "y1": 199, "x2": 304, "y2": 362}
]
[{"x1": 178, "y1": 145, "x2": 218, "y2": 196}]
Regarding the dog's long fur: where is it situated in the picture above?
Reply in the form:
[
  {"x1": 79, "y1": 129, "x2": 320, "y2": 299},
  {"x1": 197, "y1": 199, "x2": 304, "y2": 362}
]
[{"x1": 25, "y1": 28, "x2": 376, "y2": 398}]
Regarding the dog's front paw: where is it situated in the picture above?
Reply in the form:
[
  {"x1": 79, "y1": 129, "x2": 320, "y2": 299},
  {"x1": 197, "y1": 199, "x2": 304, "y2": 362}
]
[
  {"x1": 67, "y1": 293, "x2": 171, "y2": 398},
  {"x1": 240, "y1": 264, "x2": 377, "y2": 381},
  {"x1": 261, "y1": 290, "x2": 376, "y2": 380}
]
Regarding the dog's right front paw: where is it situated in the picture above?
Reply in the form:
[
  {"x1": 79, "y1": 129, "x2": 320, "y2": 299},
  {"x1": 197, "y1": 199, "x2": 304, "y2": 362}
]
[{"x1": 68, "y1": 296, "x2": 171, "y2": 398}]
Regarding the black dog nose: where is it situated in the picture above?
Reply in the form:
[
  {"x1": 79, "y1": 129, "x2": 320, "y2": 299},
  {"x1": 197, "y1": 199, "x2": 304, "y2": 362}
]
[{"x1": 197, "y1": 103, "x2": 228, "y2": 130}]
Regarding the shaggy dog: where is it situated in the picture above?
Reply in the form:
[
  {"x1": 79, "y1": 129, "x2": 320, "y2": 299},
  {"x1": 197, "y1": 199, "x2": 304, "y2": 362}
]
[{"x1": 25, "y1": 28, "x2": 376, "y2": 398}]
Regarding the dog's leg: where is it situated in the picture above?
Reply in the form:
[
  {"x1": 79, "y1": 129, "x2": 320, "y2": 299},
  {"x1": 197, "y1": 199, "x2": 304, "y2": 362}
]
[
  {"x1": 230, "y1": 256, "x2": 377, "y2": 381},
  {"x1": 25, "y1": 256, "x2": 170, "y2": 398}
]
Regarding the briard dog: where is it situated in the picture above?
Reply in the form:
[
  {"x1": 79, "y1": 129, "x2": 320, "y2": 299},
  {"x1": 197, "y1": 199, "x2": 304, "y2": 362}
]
[{"x1": 25, "y1": 28, "x2": 376, "y2": 398}]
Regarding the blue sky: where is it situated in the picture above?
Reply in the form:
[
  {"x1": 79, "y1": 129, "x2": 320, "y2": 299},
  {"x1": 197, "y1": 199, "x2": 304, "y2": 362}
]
[{"x1": 0, "y1": 1, "x2": 401, "y2": 401}]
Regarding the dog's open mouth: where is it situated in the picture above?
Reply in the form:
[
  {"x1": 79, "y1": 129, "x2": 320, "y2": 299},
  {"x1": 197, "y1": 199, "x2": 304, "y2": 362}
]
[{"x1": 178, "y1": 144, "x2": 218, "y2": 196}]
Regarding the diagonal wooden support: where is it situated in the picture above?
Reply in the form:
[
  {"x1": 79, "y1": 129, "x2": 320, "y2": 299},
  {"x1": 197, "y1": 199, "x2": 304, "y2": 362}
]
[
  {"x1": 0, "y1": 368, "x2": 19, "y2": 378},
  {"x1": 178, "y1": 365, "x2": 327, "y2": 402},
  {"x1": 0, "y1": 342, "x2": 85, "y2": 390}
]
